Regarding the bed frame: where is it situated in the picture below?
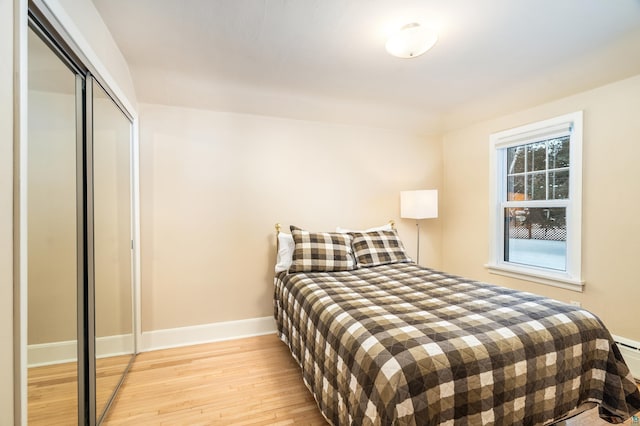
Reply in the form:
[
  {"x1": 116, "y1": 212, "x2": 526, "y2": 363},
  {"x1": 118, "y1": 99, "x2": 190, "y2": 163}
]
[{"x1": 275, "y1": 220, "x2": 396, "y2": 249}]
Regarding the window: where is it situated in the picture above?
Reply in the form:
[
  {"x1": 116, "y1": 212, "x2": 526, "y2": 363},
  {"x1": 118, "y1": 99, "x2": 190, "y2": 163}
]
[{"x1": 488, "y1": 112, "x2": 583, "y2": 291}]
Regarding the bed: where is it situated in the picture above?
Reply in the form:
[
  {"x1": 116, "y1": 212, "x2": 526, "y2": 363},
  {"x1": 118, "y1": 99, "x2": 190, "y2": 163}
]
[{"x1": 273, "y1": 223, "x2": 640, "y2": 425}]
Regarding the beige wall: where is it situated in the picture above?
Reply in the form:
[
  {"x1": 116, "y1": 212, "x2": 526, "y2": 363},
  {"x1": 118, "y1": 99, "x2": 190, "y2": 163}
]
[
  {"x1": 93, "y1": 93, "x2": 134, "y2": 338},
  {"x1": 27, "y1": 91, "x2": 77, "y2": 345},
  {"x1": 25, "y1": 91, "x2": 133, "y2": 345},
  {"x1": 139, "y1": 103, "x2": 442, "y2": 332},
  {"x1": 1, "y1": 0, "x2": 15, "y2": 421},
  {"x1": 442, "y1": 74, "x2": 640, "y2": 341},
  {"x1": 26, "y1": 41, "x2": 134, "y2": 349}
]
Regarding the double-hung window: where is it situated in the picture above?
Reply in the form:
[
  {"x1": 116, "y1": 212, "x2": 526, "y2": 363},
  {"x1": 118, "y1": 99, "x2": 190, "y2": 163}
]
[{"x1": 488, "y1": 111, "x2": 583, "y2": 291}]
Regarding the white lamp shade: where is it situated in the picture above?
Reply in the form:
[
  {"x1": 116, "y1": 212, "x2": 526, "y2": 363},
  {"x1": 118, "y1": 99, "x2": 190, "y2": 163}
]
[{"x1": 400, "y1": 190, "x2": 438, "y2": 219}]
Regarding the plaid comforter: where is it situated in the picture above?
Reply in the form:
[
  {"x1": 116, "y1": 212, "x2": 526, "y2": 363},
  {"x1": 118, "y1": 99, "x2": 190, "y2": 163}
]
[{"x1": 274, "y1": 263, "x2": 640, "y2": 425}]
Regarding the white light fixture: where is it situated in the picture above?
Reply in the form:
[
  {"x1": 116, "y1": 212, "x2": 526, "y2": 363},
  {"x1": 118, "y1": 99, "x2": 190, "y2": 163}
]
[
  {"x1": 400, "y1": 189, "x2": 438, "y2": 265},
  {"x1": 386, "y1": 23, "x2": 438, "y2": 59}
]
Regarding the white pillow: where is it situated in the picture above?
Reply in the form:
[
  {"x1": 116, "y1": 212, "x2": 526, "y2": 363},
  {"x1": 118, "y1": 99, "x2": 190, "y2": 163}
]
[
  {"x1": 274, "y1": 232, "x2": 295, "y2": 273},
  {"x1": 336, "y1": 223, "x2": 393, "y2": 233}
]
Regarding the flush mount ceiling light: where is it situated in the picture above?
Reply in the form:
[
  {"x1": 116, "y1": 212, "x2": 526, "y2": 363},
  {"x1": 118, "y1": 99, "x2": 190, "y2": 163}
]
[{"x1": 385, "y1": 22, "x2": 438, "y2": 59}]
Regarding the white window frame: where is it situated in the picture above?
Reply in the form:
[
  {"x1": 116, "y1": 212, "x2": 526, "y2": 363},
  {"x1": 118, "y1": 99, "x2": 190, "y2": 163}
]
[{"x1": 487, "y1": 111, "x2": 584, "y2": 292}]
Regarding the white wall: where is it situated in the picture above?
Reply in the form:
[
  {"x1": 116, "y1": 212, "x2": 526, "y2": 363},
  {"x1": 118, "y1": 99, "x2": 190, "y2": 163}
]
[
  {"x1": 1, "y1": 0, "x2": 15, "y2": 421},
  {"x1": 46, "y1": 0, "x2": 138, "y2": 114},
  {"x1": 442, "y1": 74, "x2": 640, "y2": 341},
  {"x1": 139, "y1": 103, "x2": 442, "y2": 333}
]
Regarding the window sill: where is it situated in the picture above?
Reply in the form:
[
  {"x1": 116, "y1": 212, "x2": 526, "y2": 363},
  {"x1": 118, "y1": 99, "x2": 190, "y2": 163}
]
[{"x1": 485, "y1": 263, "x2": 584, "y2": 292}]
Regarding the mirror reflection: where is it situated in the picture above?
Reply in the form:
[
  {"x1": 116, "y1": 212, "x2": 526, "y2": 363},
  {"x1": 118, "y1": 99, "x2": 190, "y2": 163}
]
[
  {"x1": 27, "y1": 24, "x2": 136, "y2": 425},
  {"x1": 93, "y1": 80, "x2": 135, "y2": 423},
  {"x1": 27, "y1": 27, "x2": 79, "y2": 425}
]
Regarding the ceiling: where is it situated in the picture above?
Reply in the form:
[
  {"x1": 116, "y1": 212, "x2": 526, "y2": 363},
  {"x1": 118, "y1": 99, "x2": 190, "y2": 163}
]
[{"x1": 92, "y1": 0, "x2": 640, "y2": 133}]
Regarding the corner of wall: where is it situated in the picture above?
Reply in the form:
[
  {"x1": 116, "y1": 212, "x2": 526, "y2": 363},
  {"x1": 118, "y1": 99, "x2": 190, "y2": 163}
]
[
  {"x1": 42, "y1": 0, "x2": 138, "y2": 116},
  {"x1": 3, "y1": 0, "x2": 18, "y2": 424}
]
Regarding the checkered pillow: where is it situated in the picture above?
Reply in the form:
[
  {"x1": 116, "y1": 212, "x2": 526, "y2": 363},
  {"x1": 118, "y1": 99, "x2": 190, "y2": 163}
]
[
  {"x1": 350, "y1": 229, "x2": 412, "y2": 267},
  {"x1": 289, "y1": 226, "x2": 356, "y2": 273}
]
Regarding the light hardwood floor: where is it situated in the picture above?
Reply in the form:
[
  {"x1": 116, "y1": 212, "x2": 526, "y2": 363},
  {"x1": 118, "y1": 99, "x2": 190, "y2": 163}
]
[
  {"x1": 28, "y1": 354, "x2": 132, "y2": 425},
  {"x1": 28, "y1": 361, "x2": 78, "y2": 425},
  {"x1": 103, "y1": 334, "x2": 326, "y2": 425},
  {"x1": 29, "y1": 333, "x2": 640, "y2": 425},
  {"x1": 103, "y1": 334, "x2": 639, "y2": 425}
]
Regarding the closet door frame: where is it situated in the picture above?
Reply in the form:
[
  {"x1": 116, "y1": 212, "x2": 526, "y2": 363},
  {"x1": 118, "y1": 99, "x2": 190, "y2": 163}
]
[
  {"x1": 79, "y1": 74, "x2": 96, "y2": 425},
  {"x1": 27, "y1": 12, "x2": 94, "y2": 424},
  {"x1": 21, "y1": 2, "x2": 139, "y2": 424}
]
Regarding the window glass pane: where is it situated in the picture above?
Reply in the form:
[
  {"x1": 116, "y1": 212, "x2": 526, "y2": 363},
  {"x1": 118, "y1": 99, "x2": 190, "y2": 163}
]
[
  {"x1": 548, "y1": 170, "x2": 569, "y2": 199},
  {"x1": 526, "y1": 142, "x2": 546, "y2": 172},
  {"x1": 527, "y1": 173, "x2": 546, "y2": 200},
  {"x1": 504, "y1": 207, "x2": 566, "y2": 271},
  {"x1": 507, "y1": 175, "x2": 525, "y2": 201},
  {"x1": 548, "y1": 136, "x2": 570, "y2": 169},
  {"x1": 507, "y1": 146, "x2": 525, "y2": 174}
]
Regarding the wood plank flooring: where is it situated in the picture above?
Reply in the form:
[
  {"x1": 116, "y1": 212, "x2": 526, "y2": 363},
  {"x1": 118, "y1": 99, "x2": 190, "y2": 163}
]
[
  {"x1": 28, "y1": 354, "x2": 132, "y2": 425},
  {"x1": 105, "y1": 334, "x2": 639, "y2": 425},
  {"x1": 103, "y1": 334, "x2": 326, "y2": 425},
  {"x1": 28, "y1": 361, "x2": 78, "y2": 425},
  {"x1": 29, "y1": 333, "x2": 640, "y2": 425}
]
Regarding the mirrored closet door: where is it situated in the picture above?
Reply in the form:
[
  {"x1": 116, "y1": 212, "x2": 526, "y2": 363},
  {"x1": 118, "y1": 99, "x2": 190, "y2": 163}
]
[
  {"x1": 26, "y1": 6, "x2": 136, "y2": 425},
  {"x1": 93, "y1": 79, "x2": 135, "y2": 423},
  {"x1": 27, "y1": 25, "x2": 80, "y2": 426}
]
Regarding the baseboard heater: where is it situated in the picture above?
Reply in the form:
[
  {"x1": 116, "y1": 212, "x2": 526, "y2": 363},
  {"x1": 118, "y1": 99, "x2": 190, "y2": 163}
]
[{"x1": 613, "y1": 335, "x2": 640, "y2": 382}]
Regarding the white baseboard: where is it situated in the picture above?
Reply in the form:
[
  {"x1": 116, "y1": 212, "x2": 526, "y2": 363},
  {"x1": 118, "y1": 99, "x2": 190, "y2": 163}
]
[
  {"x1": 28, "y1": 339, "x2": 77, "y2": 367},
  {"x1": 96, "y1": 333, "x2": 135, "y2": 359},
  {"x1": 28, "y1": 323, "x2": 637, "y2": 383},
  {"x1": 140, "y1": 316, "x2": 277, "y2": 352},
  {"x1": 28, "y1": 317, "x2": 277, "y2": 365},
  {"x1": 612, "y1": 334, "x2": 640, "y2": 381},
  {"x1": 28, "y1": 333, "x2": 135, "y2": 367}
]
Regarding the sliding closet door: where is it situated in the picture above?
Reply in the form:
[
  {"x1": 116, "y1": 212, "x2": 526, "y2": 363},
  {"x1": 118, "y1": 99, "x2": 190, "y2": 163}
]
[
  {"x1": 25, "y1": 4, "x2": 137, "y2": 424},
  {"x1": 26, "y1": 26, "x2": 80, "y2": 425},
  {"x1": 92, "y1": 79, "x2": 134, "y2": 424}
]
